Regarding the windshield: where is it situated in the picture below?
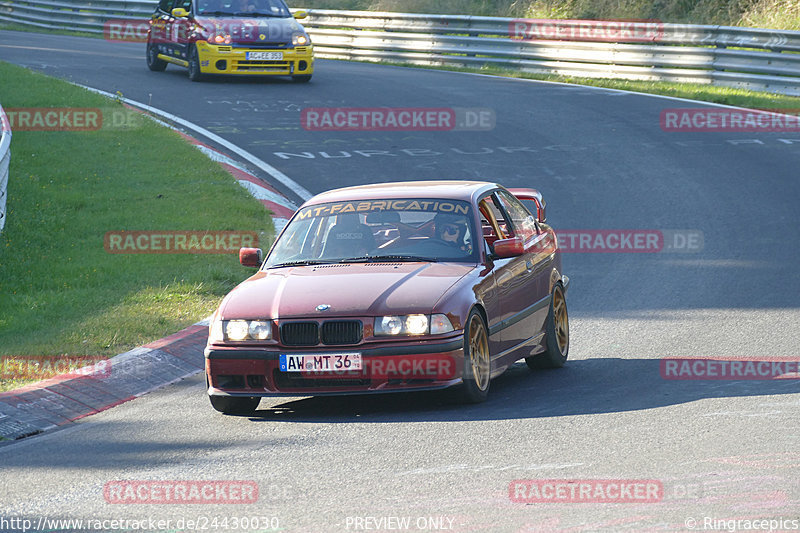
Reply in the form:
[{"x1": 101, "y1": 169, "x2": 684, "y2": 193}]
[
  {"x1": 197, "y1": 0, "x2": 291, "y2": 17},
  {"x1": 265, "y1": 198, "x2": 478, "y2": 267}
]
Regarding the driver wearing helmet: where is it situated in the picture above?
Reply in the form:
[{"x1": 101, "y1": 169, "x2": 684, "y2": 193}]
[
  {"x1": 237, "y1": 0, "x2": 256, "y2": 12},
  {"x1": 434, "y1": 213, "x2": 471, "y2": 254}
]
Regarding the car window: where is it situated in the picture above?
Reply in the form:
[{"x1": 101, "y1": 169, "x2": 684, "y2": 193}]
[
  {"x1": 174, "y1": 0, "x2": 192, "y2": 11},
  {"x1": 199, "y1": 0, "x2": 291, "y2": 16},
  {"x1": 495, "y1": 190, "x2": 539, "y2": 243},
  {"x1": 261, "y1": 0, "x2": 291, "y2": 16},
  {"x1": 158, "y1": 0, "x2": 175, "y2": 12},
  {"x1": 478, "y1": 195, "x2": 508, "y2": 240},
  {"x1": 266, "y1": 198, "x2": 477, "y2": 266}
]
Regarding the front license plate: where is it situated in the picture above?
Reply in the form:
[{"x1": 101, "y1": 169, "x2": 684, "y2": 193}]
[
  {"x1": 247, "y1": 51, "x2": 283, "y2": 61},
  {"x1": 280, "y1": 353, "x2": 362, "y2": 372}
]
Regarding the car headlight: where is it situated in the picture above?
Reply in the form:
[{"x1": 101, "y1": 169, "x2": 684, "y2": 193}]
[
  {"x1": 405, "y1": 314, "x2": 428, "y2": 335},
  {"x1": 292, "y1": 32, "x2": 310, "y2": 46},
  {"x1": 248, "y1": 321, "x2": 271, "y2": 340},
  {"x1": 211, "y1": 34, "x2": 232, "y2": 44},
  {"x1": 209, "y1": 319, "x2": 273, "y2": 342},
  {"x1": 374, "y1": 314, "x2": 454, "y2": 336},
  {"x1": 379, "y1": 316, "x2": 403, "y2": 335},
  {"x1": 226, "y1": 320, "x2": 250, "y2": 341}
]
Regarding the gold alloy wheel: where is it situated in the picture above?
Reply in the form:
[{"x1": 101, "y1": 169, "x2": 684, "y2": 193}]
[
  {"x1": 468, "y1": 314, "x2": 490, "y2": 391},
  {"x1": 553, "y1": 286, "x2": 569, "y2": 354}
]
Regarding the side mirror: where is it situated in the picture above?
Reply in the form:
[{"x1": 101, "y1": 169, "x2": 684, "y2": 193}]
[
  {"x1": 492, "y1": 237, "x2": 524, "y2": 259},
  {"x1": 239, "y1": 247, "x2": 263, "y2": 268},
  {"x1": 293, "y1": 9, "x2": 308, "y2": 19},
  {"x1": 171, "y1": 8, "x2": 189, "y2": 18}
]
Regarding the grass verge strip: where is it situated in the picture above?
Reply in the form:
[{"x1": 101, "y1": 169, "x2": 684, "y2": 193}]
[{"x1": 0, "y1": 61, "x2": 274, "y2": 391}]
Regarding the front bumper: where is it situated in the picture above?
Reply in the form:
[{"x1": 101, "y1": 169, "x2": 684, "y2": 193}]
[
  {"x1": 195, "y1": 41, "x2": 314, "y2": 76},
  {"x1": 205, "y1": 336, "x2": 465, "y2": 397}
]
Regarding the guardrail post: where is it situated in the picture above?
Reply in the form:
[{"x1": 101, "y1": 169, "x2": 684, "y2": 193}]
[{"x1": 464, "y1": 16, "x2": 477, "y2": 57}]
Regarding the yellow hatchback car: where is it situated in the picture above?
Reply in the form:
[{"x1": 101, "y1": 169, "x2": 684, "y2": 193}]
[{"x1": 146, "y1": 0, "x2": 314, "y2": 82}]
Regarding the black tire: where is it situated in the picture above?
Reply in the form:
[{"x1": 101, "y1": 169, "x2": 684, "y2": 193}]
[
  {"x1": 188, "y1": 45, "x2": 204, "y2": 82},
  {"x1": 292, "y1": 74, "x2": 312, "y2": 83},
  {"x1": 526, "y1": 283, "x2": 569, "y2": 370},
  {"x1": 209, "y1": 395, "x2": 260, "y2": 415},
  {"x1": 146, "y1": 42, "x2": 167, "y2": 72},
  {"x1": 460, "y1": 309, "x2": 491, "y2": 403}
]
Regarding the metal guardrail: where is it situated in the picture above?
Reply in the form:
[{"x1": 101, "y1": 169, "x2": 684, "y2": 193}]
[
  {"x1": 2, "y1": 2, "x2": 800, "y2": 94},
  {"x1": 0, "y1": 0, "x2": 153, "y2": 34},
  {"x1": 300, "y1": 10, "x2": 800, "y2": 95},
  {"x1": 0, "y1": 103, "x2": 11, "y2": 235}
]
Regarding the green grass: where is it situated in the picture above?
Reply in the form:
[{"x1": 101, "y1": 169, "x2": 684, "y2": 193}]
[
  {"x1": 0, "y1": 61, "x2": 274, "y2": 391},
  {"x1": 538, "y1": 75, "x2": 800, "y2": 109}
]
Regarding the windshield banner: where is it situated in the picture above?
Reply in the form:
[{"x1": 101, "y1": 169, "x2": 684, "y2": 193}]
[{"x1": 296, "y1": 199, "x2": 471, "y2": 220}]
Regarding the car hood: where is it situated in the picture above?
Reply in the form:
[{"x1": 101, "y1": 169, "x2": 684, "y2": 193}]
[
  {"x1": 220, "y1": 262, "x2": 475, "y2": 319},
  {"x1": 193, "y1": 16, "x2": 302, "y2": 45}
]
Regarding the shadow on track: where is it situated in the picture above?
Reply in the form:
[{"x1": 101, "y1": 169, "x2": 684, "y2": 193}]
[
  {"x1": 243, "y1": 357, "x2": 800, "y2": 424},
  {"x1": 153, "y1": 68, "x2": 310, "y2": 86}
]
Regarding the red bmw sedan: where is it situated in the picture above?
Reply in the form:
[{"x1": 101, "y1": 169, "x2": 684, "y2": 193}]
[{"x1": 205, "y1": 181, "x2": 569, "y2": 414}]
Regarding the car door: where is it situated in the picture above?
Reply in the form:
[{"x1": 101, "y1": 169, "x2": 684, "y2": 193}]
[
  {"x1": 494, "y1": 189, "x2": 554, "y2": 350},
  {"x1": 149, "y1": 0, "x2": 175, "y2": 55},
  {"x1": 475, "y1": 196, "x2": 507, "y2": 366},
  {"x1": 477, "y1": 193, "x2": 532, "y2": 375},
  {"x1": 171, "y1": 0, "x2": 195, "y2": 61}
]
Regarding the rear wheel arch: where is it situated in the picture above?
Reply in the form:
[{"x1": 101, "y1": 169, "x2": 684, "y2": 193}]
[
  {"x1": 525, "y1": 282, "x2": 569, "y2": 370},
  {"x1": 548, "y1": 267, "x2": 563, "y2": 294}
]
